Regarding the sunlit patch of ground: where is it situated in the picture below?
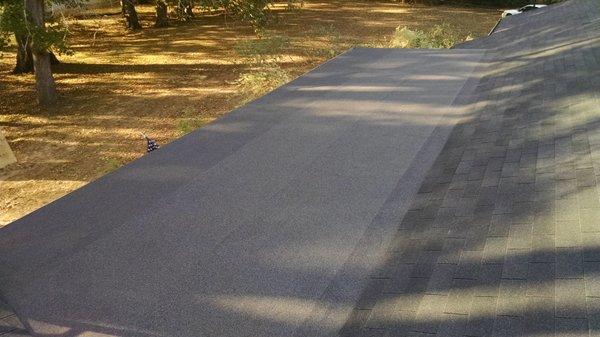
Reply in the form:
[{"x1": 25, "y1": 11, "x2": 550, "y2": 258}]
[{"x1": 0, "y1": 0, "x2": 500, "y2": 225}]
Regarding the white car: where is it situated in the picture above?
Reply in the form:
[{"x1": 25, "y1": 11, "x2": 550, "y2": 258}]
[{"x1": 502, "y1": 4, "x2": 547, "y2": 17}]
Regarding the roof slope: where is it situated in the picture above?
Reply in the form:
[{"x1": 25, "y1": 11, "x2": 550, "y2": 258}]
[
  {"x1": 342, "y1": 0, "x2": 600, "y2": 336},
  {"x1": 2, "y1": 0, "x2": 599, "y2": 336}
]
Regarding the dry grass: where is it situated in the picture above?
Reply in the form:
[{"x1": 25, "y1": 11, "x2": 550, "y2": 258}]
[{"x1": 0, "y1": 0, "x2": 500, "y2": 225}]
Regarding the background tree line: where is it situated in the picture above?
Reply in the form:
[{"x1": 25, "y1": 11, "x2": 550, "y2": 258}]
[{"x1": 0, "y1": 0, "x2": 282, "y2": 105}]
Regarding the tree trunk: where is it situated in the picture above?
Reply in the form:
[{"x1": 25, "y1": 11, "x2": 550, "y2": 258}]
[
  {"x1": 155, "y1": 0, "x2": 169, "y2": 27},
  {"x1": 177, "y1": 0, "x2": 193, "y2": 21},
  {"x1": 13, "y1": 32, "x2": 34, "y2": 74},
  {"x1": 32, "y1": 52, "x2": 57, "y2": 105},
  {"x1": 13, "y1": 32, "x2": 59, "y2": 74},
  {"x1": 49, "y1": 51, "x2": 60, "y2": 65},
  {"x1": 121, "y1": 0, "x2": 142, "y2": 30},
  {"x1": 24, "y1": 0, "x2": 58, "y2": 105}
]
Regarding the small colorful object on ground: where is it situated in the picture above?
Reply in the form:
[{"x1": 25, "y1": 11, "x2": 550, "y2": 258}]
[{"x1": 140, "y1": 132, "x2": 160, "y2": 153}]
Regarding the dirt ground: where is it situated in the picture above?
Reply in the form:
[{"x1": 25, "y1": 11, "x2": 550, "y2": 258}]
[{"x1": 0, "y1": 0, "x2": 500, "y2": 226}]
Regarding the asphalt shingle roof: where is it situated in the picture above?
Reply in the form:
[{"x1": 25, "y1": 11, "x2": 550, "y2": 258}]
[
  {"x1": 342, "y1": 0, "x2": 600, "y2": 336},
  {"x1": 1, "y1": 1, "x2": 599, "y2": 336}
]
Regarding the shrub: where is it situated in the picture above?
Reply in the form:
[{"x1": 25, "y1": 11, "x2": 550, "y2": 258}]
[
  {"x1": 389, "y1": 26, "x2": 429, "y2": 48},
  {"x1": 234, "y1": 34, "x2": 290, "y2": 65},
  {"x1": 235, "y1": 33, "x2": 292, "y2": 97},
  {"x1": 237, "y1": 64, "x2": 290, "y2": 96},
  {"x1": 389, "y1": 23, "x2": 462, "y2": 49},
  {"x1": 428, "y1": 23, "x2": 460, "y2": 49}
]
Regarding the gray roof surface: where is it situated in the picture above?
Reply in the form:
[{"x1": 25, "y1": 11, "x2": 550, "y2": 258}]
[
  {"x1": 2, "y1": 0, "x2": 600, "y2": 336},
  {"x1": 343, "y1": 0, "x2": 600, "y2": 336},
  {"x1": 0, "y1": 49, "x2": 484, "y2": 337}
]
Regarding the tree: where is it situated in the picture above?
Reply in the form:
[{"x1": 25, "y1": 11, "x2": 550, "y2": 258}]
[
  {"x1": 0, "y1": 0, "x2": 32, "y2": 73},
  {"x1": 121, "y1": 0, "x2": 141, "y2": 29},
  {"x1": 14, "y1": 32, "x2": 33, "y2": 73},
  {"x1": 155, "y1": 0, "x2": 168, "y2": 27},
  {"x1": 24, "y1": 0, "x2": 58, "y2": 105},
  {"x1": 1, "y1": 0, "x2": 63, "y2": 74},
  {"x1": 1, "y1": 0, "x2": 72, "y2": 104}
]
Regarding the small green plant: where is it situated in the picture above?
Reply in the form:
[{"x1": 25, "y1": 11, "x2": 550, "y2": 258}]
[
  {"x1": 102, "y1": 157, "x2": 122, "y2": 173},
  {"x1": 237, "y1": 64, "x2": 290, "y2": 96},
  {"x1": 389, "y1": 23, "x2": 462, "y2": 49},
  {"x1": 234, "y1": 34, "x2": 290, "y2": 65},
  {"x1": 390, "y1": 26, "x2": 423, "y2": 48},
  {"x1": 428, "y1": 23, "x2": 460, "y2": 49},
  {"x1": 235, "y1": 33, "x2": 292, "y2": 98},
  {"x1": 176, "y1": 117, "x2": 209, "y2": 135},
  {"x1": 177, "y1": 119, "x2": 195, "y2": 135},
  {"x1": 309, "y1": 24, "x2": 347, "y2": 58},
  {"x1": 175, "y1": 108, "x2": 210, "y2": 135}
]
